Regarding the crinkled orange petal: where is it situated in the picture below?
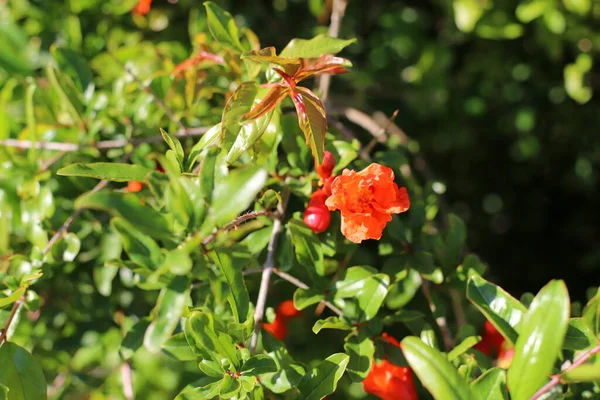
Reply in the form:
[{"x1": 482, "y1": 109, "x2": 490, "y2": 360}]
[{"x1": 340, "y1": 212, "x2": 388, "y2": 243}]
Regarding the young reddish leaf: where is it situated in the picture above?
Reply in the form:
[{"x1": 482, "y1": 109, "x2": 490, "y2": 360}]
[
  {"x1": 292, "y1": 86, "x2": 326, "y2": 164},
  {"x1": 242, "y1": 83, "x2": 289, "y2": 121},
  {"x1": 242, "y1": 47, "x2": 302, "y2": 76},
  {"x1": 294, "y1": 55, "x2": 352, "y2": 82},
  {"x1": 173, "y1": 51, "x2": 225, "y2": 79}
]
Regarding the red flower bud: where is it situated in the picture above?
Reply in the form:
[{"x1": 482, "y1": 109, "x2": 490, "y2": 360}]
[
  {"x1": 263, "y1": 318, "x2": 288, "y2": 341},
  {"x1": 276, "y1": 300, "x2": 301, "y2": 320},
  {"x1": 126, "y1": 181, "x2": 144, "y2": 193},
  {"x1": 315, "y1": 151, "x2": 336, "y2": 179},
  {"x1": 304, "y1": 202, "x2": 331, "y2": 234},
  {"x1": 323, "y1": 176, "x2": 335, "y2": 196},
  {"x1": 133, "y1": 0, "x2": 152, "y2": 15}
]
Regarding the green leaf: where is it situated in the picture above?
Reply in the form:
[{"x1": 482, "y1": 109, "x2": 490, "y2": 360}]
[
  {"x1": 344, "y1": 333, "x2": 375, "y2": 382},
  {"x1": 294, "y1": 288, "x2": 324, "y2": 310},
  {"x1": 60, "y1": 232, "x2": 81, "y2": 262},
  {"x1": 220, "y1": 374, "x2": 241, "y2": 399},
  {"x1": 297, "y1": 353, "x2": 349, "y2": 400},
  {"x1": 334, "y1": 266, "x2": 389, "y2": 321},
  {"x1": 583, "y1": 292, "x2": 600, "y2": 335},
  {"x1": 176, "y1": 378, "x2": 222, "y2": 400},
  {"x1": 75, "y1": 191, "x2": 172, "y2": 240},
  {"x1": 386, "y1": 269, "x2": 422, "y2": 310},
  {"x1": 111, "y1": 217, "x2": 163, "y2": 269},
  {"x1": 185, "y1": 311, "x2": 240, "y2": 370},
  {"x1": 507, "y1": 280, "x2": 570, "y2": 400},
  {"x1": 144, "y1": 276, "x2": 191, "y2": 353},
  {"x1": 471, "y1": 368, "x2": 509, "y2": 400},
  {"x1": 161, "y1": 128, "x2": 185, "y2": 171},
  {"x1": 312, "y1": 316, "x2": 352, "y2": 334},
  {"x1": 293, "y1": 87, "x2": 326, "y2": 165},
  {"x1": 209, "y1": 248, "x2": 251, "y2": 324},
  {"x1": 163, "y1": 248, "x2": 193, "y2": 276},
  {"x1": 221, "y1": 82, "x2": 275, "y2": 163},
  {"x1": 197, "y1": 147, "x2": 221, "y2": 200},
  {"x1": 401, "y1": 336, "x2": 477, "y2": 400},
  {"x1": 564, "y1": 363, "x2": 600, "y2": 383},
  {"x1": 211, "y1": 166, "x2": 268, "y2": 226},
  {"x1": 280, "y1": 34, "x2": 356, "y2": 58},
  {"x1": 120, "y1": 318, "x2": 151, "y2": 360},
  {"x1": 260, "y1": 334, "x2": 306, "y2": 393},
  {"x1": 0, "y1": 22, "x2": 33, "y2": 74},
  {"x1": 410, "y1": 251, "x2": 443, "y2": 284},
  {"x1": 241, "y1": 47, "x2": 302, "y2": 77},
  {"x1": 447, "y1": 336, "x2": 481, "y2": 362},
  {"x1": 0, "y1": 287, "x2": 25, "y2": 308},
  {"x1": 57, "y1": 163, "x2": 153, "y2": 182},
  {"x1": 241, "y1": 355, "x2": 278, "y2": 375},
  {"x1": 466, "y1": 275, "x2": 527, "y2": 346},
  {"x1": 203, "y1": 1, "x2": 244, "y2": 51},
  {"x1": 0, "y1": 342, "x2": 47, "y2": 400},
  {"x1": 162, "y1": 332, "x2": 197, "y2": 361},
  {"x1": 52, "y1": 47, "x2": 94, "y2": 97},
  {"x1": 199, "y1": 359, "x2": 225, "y2": 377},
  {"x1": 189, "y1": 123, "x2": 222, "y2": 159},
  {"x1": 288, "y1": 218, "x2": 324, "y2": 275},
  {"x1": 563, "y1": 318, "x2": 596, "y2": 351}
]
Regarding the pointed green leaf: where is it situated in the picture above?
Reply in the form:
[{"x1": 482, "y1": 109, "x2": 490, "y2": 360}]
[
  {"x1": 162, "y1": 332, "x2": 197, "y2": 361},
  {"x1": 0, "y1": 342, "x2": 47, "y2": 400},
  {"x1": 219, "y1": 374, "x2": 241, "y2": 399},
  {"x1": 471, "y1": 368, "x2": 509, "y2": 400},
  {"x1": 199, "y1": 359, "x2": 225, "y2": 377},
  {"x1": 175, "y1": 378, "x2": 222, "y2": 400},
  {"x1": 0, "y1": 287, "x2": 25, "y2": 308},
  {"x1": 120, "y1": 318, "x2": 151, "y2": 360},
  {"x1": 447, "y1": 336, "x2": 481, "y2": 362},
  {"x1": 297, "y1": 353, "x2": 349, "y2": 400},
  {"x1": 241, "y1": 355, "x2": 278, "y2": 375},
  {"x1": 260, "y1": 333, "x2": 306, "y2": 393},
  {"x1": 222, "y1": 82, "x2": 275, "y2": 163},
  {"x1": 564, "y1": 318, "x2": 596, "y2": 351},
  {"x1": 144, "y1": 276, "x2": 191, "y2": 353},
  {"x1": 344, "y1": 333, "x2": 375, "y2": 382},
  {"x1": 241, "y1": 47, "x2": 302, "y2": 76},
  {"x1": 564, "y1": 363, "x2": 600, "y2": 383},
  {"x1": 75, "y1": 191, "x2": 172, "y2": 240},
  {"x1": 402, "y1": 336, "x2": 477, "y2": 400},
  {"x1": 280, "y1": 34, "x2": 356, "y2": 58},
  {"x1": 507, "y1": 280, "x2": 570, "y2": 400},
  {"x1": 111, "y1": 217, "x2": 163, "y2": 269},
  {"x1": 583, "y1": 292, "x2": 600, "y2": 335},
  {"x1": 161, "y1": 128, "x2": 185, "y2": 170},
  {"x1": 57, "y1": 163, "x2": 153, "y2": 182},
  {"x1": 312, "y1": 316, "x2": 352, "y2": 334},
  {"x1": 334, "y1": 266, "x2": 389, "y2": 321},
  {"x1": 209, "y1": 248, "x2": 251, "y2": 324},
  {"x1": 288, "y1": 218, "x2": 324, "y2": 275},
  {"x1": 466, "y1": 275, "x2": 527, "y2": 346},
  {"x1": 211, "y1": 166, "x2": 268, "y2": 226},
  {"x1": 185, "y1": 311, "x2": 240, "y2": 370},
  {"x1": 203, "y1": 1, "x2": 244, "y2": 51},
  {"x1": 294, "y1": 288, "x2": 324, "y2": 310}
]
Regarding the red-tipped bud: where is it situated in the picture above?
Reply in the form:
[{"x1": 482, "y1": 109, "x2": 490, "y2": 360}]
[
  {"x1": 304, "y1": 202, "x2": 331, "y2": 234},
  {"x1": 309, "y1": 189, "x2": 329, "y2": 205},
  {"x1": 316, "y1": 151, "x2": 336, "y2": 179}
]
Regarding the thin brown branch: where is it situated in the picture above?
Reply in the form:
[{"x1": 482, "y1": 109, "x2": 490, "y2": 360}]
[
  {"x1": 530, "y1": 341, "x2": 600, "y2": 400},
  {"x1": 0, "y1": 127, "x2": 210, "y2": 153},
  {"x1": 318, "y1": 0, "x2": 348, "y2": 102},
  {"x1": 202, "y1": 210, "x2": 272, "y2": 247},
  {"x1": 273, "y1": 269, "x2": 344, "y2": 317},
  {"x1": 121, "y1": 362, "x2": 134, "y2": 400},
  {"x1": 421, "y1": 280, "x2": 454, "y2": 351},
  {"x1": 250, "y1": 187, "x2": 291, "y2": 353}
]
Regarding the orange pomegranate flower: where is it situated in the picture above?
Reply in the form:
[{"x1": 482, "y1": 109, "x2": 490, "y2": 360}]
[
  {"x1": 263, "y1": 318, "x2": 288, "y2": 341},
  {"x1": 363, "y1": 333, "x2": 418, "y2": 400},
  {"x1": 262, "y1": 300, "x2": 302, "y2": 340},
  {"x1": 325, "y1": 163, "x2": 410, "y2": 243},
  {"x1": 133, "y1": 0, "x2": 152, "y2": 15}
]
